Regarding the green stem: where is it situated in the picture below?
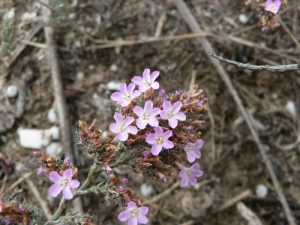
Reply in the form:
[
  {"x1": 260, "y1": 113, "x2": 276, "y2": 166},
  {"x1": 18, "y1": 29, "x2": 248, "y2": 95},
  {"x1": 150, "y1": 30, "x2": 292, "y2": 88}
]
[{"x1": 45, "y1": 163, "x2": 99, "y2": 224}]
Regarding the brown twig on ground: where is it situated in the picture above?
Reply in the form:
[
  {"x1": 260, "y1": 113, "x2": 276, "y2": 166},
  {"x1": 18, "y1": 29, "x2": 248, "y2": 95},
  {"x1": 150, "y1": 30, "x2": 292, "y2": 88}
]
[
  {"x1": 209, "y1": 53, "x2": 300, "y2": 72},
  {"x1": 143, "y1": 181, "x2": 180, "y2": 205},
  {"x1": 25, "y1": 178, "x2": 52, "y2": 220},
  {"x1": 174, "y1": 0, "x2": 297, "y2": 224},
  {"x1": 41, "y1": 0, "x2": 83, "y2": 215},
  {"x1": 237, "y1": 202, "x2": 263, "y2": 225},
  {"x1": 215, "y1": 189, "x2": 252, "y2": 213}
]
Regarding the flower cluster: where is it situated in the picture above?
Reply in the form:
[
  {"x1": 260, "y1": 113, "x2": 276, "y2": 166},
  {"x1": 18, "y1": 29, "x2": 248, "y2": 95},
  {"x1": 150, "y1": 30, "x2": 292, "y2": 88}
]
[
  {"x1": 105, "y1": 68, "x2": 206, "y2": 224},
  {"x1": 245, "y1": 0, "x2": 288, "y2": 31},
  {"x1": 66, "y1": 68, "x2": 208, "y2": 225},
  {"x1": 33, "y1": 152, "x2": 80, "y2": 200}
]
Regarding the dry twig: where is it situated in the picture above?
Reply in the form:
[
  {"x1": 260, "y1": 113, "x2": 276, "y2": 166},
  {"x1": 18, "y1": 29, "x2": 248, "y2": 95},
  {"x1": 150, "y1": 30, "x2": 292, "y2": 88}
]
[
  {"x1": 210, "y1": 52, "x2": 300, "y2": 72},
  {"x1": 174, "y1": 0, "x2": 296, "y2": 224},
  {"x1": 41, "y1": 0, "x2": 83, "y2": 214},
  {"x1": 25, "y1": 178, "x2": 52, "y2": 220},
  {"x1": 237, "y1": 202, "x2": 263, "y2": 225}
]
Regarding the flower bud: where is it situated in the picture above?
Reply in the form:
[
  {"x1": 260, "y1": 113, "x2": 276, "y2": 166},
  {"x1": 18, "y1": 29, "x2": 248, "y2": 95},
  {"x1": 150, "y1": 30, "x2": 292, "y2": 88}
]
[
  {"x1": 122, "y1": 178, "x2": 129, "y2": 184},
  {"x1": 159, "y1": 89, "x2": 165, "y2": 97},
  {"x1": 64, "y1": 157, "x2": 71, "y2": 165},
  {"x1": 33, "y1": 151, "x2": 42, "y2": 157},
  {"x1": 37, "y1": 168, "x2": 46, "y2": 175},
  {"x1": 107, "y1": 167, "x2": 113, "y2": 175},
  {"x1": 18, "y1": 204, "x2": 25, "y2": 212}
]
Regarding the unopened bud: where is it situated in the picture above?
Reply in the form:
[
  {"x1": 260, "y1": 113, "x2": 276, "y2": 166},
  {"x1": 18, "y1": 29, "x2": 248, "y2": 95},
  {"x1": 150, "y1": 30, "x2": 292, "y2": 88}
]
[
  {"x1": 64, "y1": 157, "x2": 71, "y2": 165},
  {"x1": 122, "y1": 178, "x2": 129, "y2": 184},
  {"x1": 18, "y1": 204, "x2": 25, "y2": 212},
  {"x1": 159, "y1": 89, "x2": 165, "y2": 97},
  {"x1": 33, "y1": 151, "x2": 42, "y2": 157},
  {"x1": 37, "y1": 168, "x2": 46, "y2": 175}
]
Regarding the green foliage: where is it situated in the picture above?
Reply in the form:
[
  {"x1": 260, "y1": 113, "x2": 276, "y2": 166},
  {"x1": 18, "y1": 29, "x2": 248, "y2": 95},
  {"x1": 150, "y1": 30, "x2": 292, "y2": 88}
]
[{"x1": 1, "y1": 21, "x2": 13, "y2": 57}]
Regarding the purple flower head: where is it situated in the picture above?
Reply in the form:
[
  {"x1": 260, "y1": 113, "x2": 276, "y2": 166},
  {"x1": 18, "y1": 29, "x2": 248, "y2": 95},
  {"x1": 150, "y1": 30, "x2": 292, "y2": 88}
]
[
  {"x1": 146, "y1": 126, "x2": 174, "y2": 155},
  {"x1": 122, "y1": 178, "x2": 129, "y2": 184},
  {"x1": 142, "y1": 150, "x2": 150, "y2": 158},
  {"x1": 160, "y1": 101, "x2": 186, "y2": 129},
  {"x1": 175, "y1": 91, "x2": 181, "y2": 97},
  {"x1": 64, "y1": 157, "x2": 71, "y2": 165},
  {"x1": 37, "y1": 167, "x2": 46, "y2": 175},
  {"x1": 133, "y1": 100, "x2": 161, "y2": 129},
  {"x1": 111, "y1": 83, "x2": 141, "y2": 107},
  {"x1": 18, "y1": 204, "x2": 25, "y2": 212},
  {"x1": 159, "y1": 89, "x2": 165, "y2": 97},
  {"x1": 265, "y1": 0, "x2": 281, "y2": 14},
  {"x1": 196, "y1": 101, "x2": 202, "y2": 107},
  {"x1": 49, "y1": 169, "x2": 80, "y2": 200},
  {"x1": 131, "y1": 68, "x2": 159, "y2": 92},
  {"x1": 179, "y1": 163, "x2": 203, "y2": 187},
  {"x1": 118, "y1": 201, "x2": 149, "y2": 225},
  {"x1": 184, "y1": 140, "x2": 204, "y2": 163},
  {"x1": 109, "y1": 113, "x2": 138, "y2": 141},
  {"x1": 107, "y1": 167, "x2": 113, "y2": 175},
  {"x1": 119, "y1": 186, "x2": 125, "y2": 192}
]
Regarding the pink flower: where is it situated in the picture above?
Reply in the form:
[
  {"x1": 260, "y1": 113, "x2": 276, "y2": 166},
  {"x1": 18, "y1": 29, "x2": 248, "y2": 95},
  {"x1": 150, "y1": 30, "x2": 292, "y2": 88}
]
[
  {"x1": 49, "y1": 169, "x2": 80, "y2": 200},
  {"x1": 146, "y1": 126, "x2": 174, "y2": 155},
  {"x1": 160, "y1": 101, "x2": 186, "y2": 128},
  {"x1": 131, "y1": 68, "x2": 159, "y2": 92},
  {"x1": 133, "y1": 100, "x2": 161, "y2": 129},
  {"x1": 179, "y1": 163, "x2": 203, "y2": 187},
  {"x1": 118, "y1": 201, "x2": 149, "y2": 225},
  {"x1": 265, "y1": 0, "x2": 281, "y2": 14},
  {"x1": 109, "y1": 113, "x2": 138, "y2": 141},
  {"x1": 111, "y1": 83, "x2": 141, "y2": 107},
  {"x1": 184, "y1": 140, "x2": 204, "y2": 163}
]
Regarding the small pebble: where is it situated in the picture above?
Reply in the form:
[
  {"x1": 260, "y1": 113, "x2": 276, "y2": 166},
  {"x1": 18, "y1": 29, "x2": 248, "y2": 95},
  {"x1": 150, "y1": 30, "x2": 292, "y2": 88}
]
[
  {"x1": 255, "y1": 184, "x2": 268, "y2": 197},
  {"x1": 76, "y1": 71, "x2": 85, "y2": 81},
  {"x1": 18, "y1": 128, "x2": 50, "y2": 149},
  {"x1": 107, "y1": 81, "x2": 122, "y2": 91},
  {"x1": 238, "y1": 14, "x2": 249, "y2": 24},
  {"x1": 109, "y1": 64, "x2": 118, "y2": 72},
  {"x1": 47, "y1": 108, "x2": 57, "y2": 123},
  {"x1": 140, "y1": 183, "x2": 155, "y2": 198},
  {"x1": 45, "y1": 126, "x2": 60, "y2": 140},
  {"x1": 6, "y1": 85, "x2": 18, "y2": 98},
  {"x1": 46, "y1": 142, "x2": 63, "y2": 157},
  {"x1": 285, "y1": 100, "x2": 296, "y2": 117}
]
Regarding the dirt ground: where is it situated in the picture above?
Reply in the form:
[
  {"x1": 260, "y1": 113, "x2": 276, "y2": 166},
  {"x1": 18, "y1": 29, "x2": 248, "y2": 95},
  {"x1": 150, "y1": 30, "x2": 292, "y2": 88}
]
[{"x1": 1, "y1": 0, "x2": 300, "y2": 224}]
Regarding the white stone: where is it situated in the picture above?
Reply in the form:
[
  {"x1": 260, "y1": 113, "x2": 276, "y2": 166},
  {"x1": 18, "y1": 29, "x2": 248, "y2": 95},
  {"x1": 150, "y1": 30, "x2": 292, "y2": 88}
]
[
  {"x1": 45, "y1": 126, "x2": 60, "y2": 140},
  {"x1": 255, "y1": 184, "x2": 268, "y2": 197},
  {"x1": 76, "y1": 71, "x2": 85, "y2": 81},
  {"x1": 109, "y1": 64, "x2": 118, "y2": 72},
  {"x1": 46, "y1": 142, "x2": 63, "y2": 157},
  {"x1": 285, "y1": 100, "x2": 296, "y2": 117},
  {"x1": 3, "y1": 8, "x2": 15, "y2": 20},
  {"x1": 18, "y1": 126, "x2": 60, "y2": 149},
  {"x1": 238, "y1": 14, "x2": 248, "y2": 24},
  {"x1": 140, "y1": 183, "x2": 155, "y2": 198},
  {"x1": 47, "y1": 108, "x2": 57, "y2": 123},
  {"x1": 18, "y1": 128, "x2": 50, "y2": 149},
  {"x1": 107, "y1": 81, "x2": 121, "y2": 91},
  {"x1": 102, "y1": 131, "x2": 108, "y2": 139},
  {"x1": 22, "y1": 12, "x2": 37, "y2": 21},
  {"x1": 6, "y1": 85, "x2": 18, "y2": 98},
  {"x1": 114, "y1": 37, "x2": 123, "y2": 54}
]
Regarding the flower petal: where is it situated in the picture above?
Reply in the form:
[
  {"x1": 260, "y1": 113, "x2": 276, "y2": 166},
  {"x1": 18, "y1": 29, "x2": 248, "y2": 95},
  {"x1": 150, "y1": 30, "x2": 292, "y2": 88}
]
[
  {"x1": 146, "y1": 133, "x2": 156, "y2": 144},
  {"x1": 151, "y1": 144, "x2": 162, "y2": 155},
  {"x1": 62, "y1": 186, "x2": 73, "y2": 199},
  {"x1": 172, "y1": 101, "x2": 182, "y2": 113},
  {"x1": 109, "y1": 123, "x2": 119, "y2": 134},
  {"x1": 133, "y1": 106, "x2": 144, "y2": 116},
  {"x1": 187, "y1": 152, "x2": 196, "y2": 163},
  {"x1": 163, "y1": 101, "x2": 172, "y2": 110},
  {"x1": 69, "y1": 179, "x2": 80, "y2": 188},
  {"x1": 150, "y1": 71, "x2": 159, "y2": 82},
  {"x1": 114, "y1": 113, "x2": 124, "y2": 124},
  {"x1": 173, "y1": 111, "x2": 186, "y2": 121},
  {"x1": 118, "y1": 209, "x2": 131, "y2": 222},
  {"x1": 110, "y1": 92, "x2": 123, "y2": 102},
  {"x1": 128, "y1": 217, "x2": 138, "y2": 225},
  {"x1": 132, "y1": 76, "x2": 143, "y2": 85},
  {"x1": 144, "y1": 100, "x2": 153, "y2": 112},
  {"x1": 160, "y1": 110, "x2": 168, "y2": 119},
  {"x1": 137, "y1": 119, "x2": 147, "y2": 129},
  {"x1": 49, "y1": 183, "x2": 63, "y2": 197},
  {"x1": 180, "y1": 176, "x2": 189, "y2": 187},
  {"x1": 118, "y1": 132, "x2": 129, "y2": 141},
  {"x1": 119, "y1": 83, "x2": 128, "y2": 94},
  {"x1": 137, "y1": 213, "x2": 149, "y2": 224},
  {"x1": 151, "y1": 81, "x2": 159, "y2": 89},
  {"x1": 139, "y1": 206, "x2": 149, "y2": 215},
  {"x1": 62, "y1": 169, "x2": 73, "y2": 180},
  {"x1": 147, "y1": 117, "x2": 159, "y2": 127},
  {"x1": 123, "y1": 116, "x2": 134, "y2": 127},
  {"x1": 163, "y1": 140, "x2": 174, "y2": 149},
  {"x1": 125, "y1": 125, "x2": 138, "y2": 135},
  {"x1": 127, "y1": 83, "x2": 136, "y2": 95},
  {"x1": 142, "y1": 68, "x2": 150, "y2": 80},
  {"x1": 168, "y1": 118, "x2": 178, "y2": 128},
  {"x1": 49, "y1": 171, "x2": 62, "y2": 183}
]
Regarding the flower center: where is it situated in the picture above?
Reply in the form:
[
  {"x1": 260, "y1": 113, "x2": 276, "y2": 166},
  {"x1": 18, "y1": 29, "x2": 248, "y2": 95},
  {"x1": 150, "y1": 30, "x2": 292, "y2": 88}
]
[
  {"x1": 167, "y1": 111, "x2": 173, "y2": 119},
  {"x1": 142, "y1": 113, "x2": 149, "y2": 120},
  {"x1": 270, "y1": 6, "x2": 277, "y2": 12},
  {"x1": 60, "y1": 178, "x2": 69, "y2": 187},
  {"x1": 118, "y1": 125, "x2": 125, "y2": 132},
  {"x1": 143, "y1": 80, "x2": 151, "y2": 87},
  {"x1": 185, "y1": 170, "x2": 191, "y2": 176},
  {"x1": 155, "y1": 136, "x2": 163, "y2": 144},
  {"x1": 130, "y1": 208, "x2": 138, "y2": 217},
  {"x1": 123, "y1": 94, "x2": 131, "y2": 101}
]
